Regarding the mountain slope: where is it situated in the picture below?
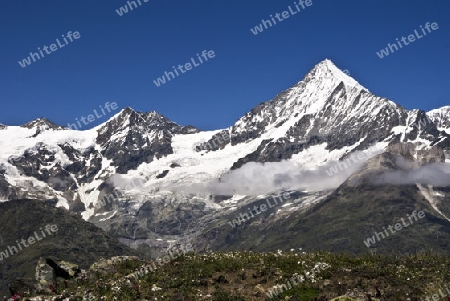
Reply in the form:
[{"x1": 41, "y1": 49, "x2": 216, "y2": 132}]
[
  {"x1": 197, "y1": 149, "x2": 450, "y2": 254},
  {"x1": 0, "y1": 199, "x2": 140, "y2": 297},
  {"x1": 0, "y1": 59, "x2": 448, "y2": 257},
  {"x1": 428, "y1": 105, "x2": 450, "y2": 134}
]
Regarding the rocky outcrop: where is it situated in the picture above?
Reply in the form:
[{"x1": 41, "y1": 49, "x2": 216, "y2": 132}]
[
  {"x1": 35, "y1": 258, "x2": 57, "y2": 293},
  {"x1": 21, "y1": 118, "x2": 66, "y2": 137},
  {"x1": 96, "y1": 108, "x2": 199, "y2": 174},
  {"x1": 90, "y1": 256, "x2": 140, "y2": 275},
  {"x1": 7, "y1": 258, "x2": 81, "y2": 296}
]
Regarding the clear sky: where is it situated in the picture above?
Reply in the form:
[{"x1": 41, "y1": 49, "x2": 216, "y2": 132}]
[{"x1": 1, "y1": 0, "x2": 448, "y2": 130}]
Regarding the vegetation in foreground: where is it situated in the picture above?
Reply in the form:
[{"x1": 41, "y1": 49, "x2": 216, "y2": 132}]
[{"x1": 20, "y1": 251, "x2": 450, "y2": 301}]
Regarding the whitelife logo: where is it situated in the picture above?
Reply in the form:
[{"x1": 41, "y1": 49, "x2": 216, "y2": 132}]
[
  {"x1": 66, "y1": 102, "x2": 119, "y2": 131},
  {"x1": 116, "y1": 0, "x2": 149, "y2": 16},
  {"x1": 0, "y1": 224, "x2": 58, "y2": 262},
  {"x1": 250, "y1": 0, "x2": 313, "y2": 35},
  {"x1": 153, "y1": 50, "x2": 216, "y2": 87},
  {"x1": 130, "y1": 243, "x2": 193, "y2": 280},
  {"x1": 266, "y1": 263, "x2": 330, "y2": 298},
  {"x1": 326, "y1": 149, "x2": 380, "y2": 177},
  {"x1": 228, "y1": 192, "x2": 291, "y2": 228},
  {"x1": 376, "y1": 22, "x2": 439, "y2": 59},
  {"x1": 18, "y1": 31, "x2": 81, "y2": 68},
  {"x1": 193, "y1": 130, "x2": 230, "y2": 152},
  {"x1": 363, "y1": 210, "x2": 425, "y2": 248}
]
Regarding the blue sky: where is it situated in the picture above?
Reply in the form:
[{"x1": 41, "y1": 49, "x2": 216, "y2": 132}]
[{"x1": 0, "y1": 0, "x2": 448, "y2": 130}]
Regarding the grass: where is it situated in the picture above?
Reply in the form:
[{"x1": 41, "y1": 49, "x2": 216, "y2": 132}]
[{"x1": 25, "y1": 250, "x2": 450, "y2": 300}]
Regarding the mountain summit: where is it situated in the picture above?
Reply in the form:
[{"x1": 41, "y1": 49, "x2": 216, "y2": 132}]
[
  {"x1": 21, "y1": 118, "x2": 65, "y2": 131},
  {"x1": 306, "y1": 59, "x2": 367, "y2": 91},
  {"x1": 0, "y1": 59, "x2": 448, "y2": 259}
]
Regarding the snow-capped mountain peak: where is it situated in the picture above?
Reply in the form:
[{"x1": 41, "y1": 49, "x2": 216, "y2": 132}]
[
  {"x1": 427, "y1": 106, "x2": 450, "y2": 133},
  {"x1": 428, "y1": 105, "x2": 450, "y2": 116},
  {"x1": 304, "y1": 59, "x2": 368, "y2": 92},
  {"x1": 96, "y1": 107, "x2": 197, "y2": 139},
  {"x1": 0, "y1": 59, "x2": 448, "y2": 228},
  {"x1": 21, "y1": 118, "x2": 65, "y2": 131}
]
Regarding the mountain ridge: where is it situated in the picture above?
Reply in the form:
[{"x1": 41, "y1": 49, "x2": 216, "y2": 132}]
[
  {"x1": 0, "y1": 58, "x2": 448, "y2": 259},
  {"x1": 1, "y1": 61, "x2": 448, "y2": 133}
]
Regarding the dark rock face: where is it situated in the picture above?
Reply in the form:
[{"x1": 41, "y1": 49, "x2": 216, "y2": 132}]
[
  {"x1": 96, "y1": 108, "x2": 199, "y2": 173},
  {"x1": 225, "y1": 90, "x2": 448, "y2": 169},
  {"x1": 199, "y1": 65, "x2": 449, "y2": 170},
  {"x1": 8, "y1": 143, "x2": 77, "y2": 192},
  {"x1": 0, "y1": 173, "x2": 18, "y2": 200},
  {"x1": 59, "y1": 143, "x2": 102, "y2": 184},
  {"x1": 20, "y1": 118, "x2": 66, "y2": 138},
  {"x1": 156, "y1": 170, "x2": 169, "y2": 179},
  {"x1": 197, "y1": 130, "x2": 231, "y2": 152},
  {"x1": 230, "y1": 139, "x2": 272, "y2": 170}
]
